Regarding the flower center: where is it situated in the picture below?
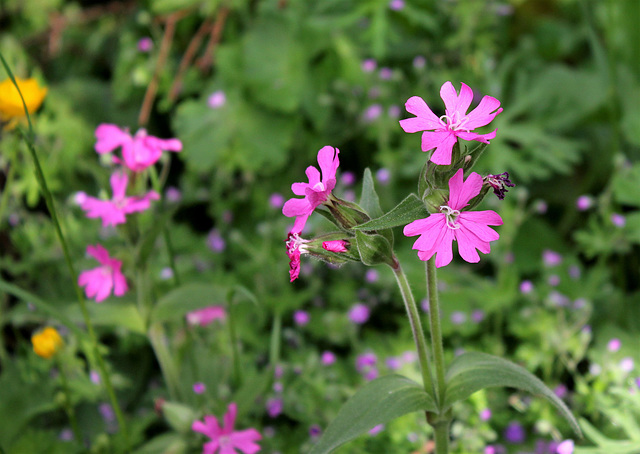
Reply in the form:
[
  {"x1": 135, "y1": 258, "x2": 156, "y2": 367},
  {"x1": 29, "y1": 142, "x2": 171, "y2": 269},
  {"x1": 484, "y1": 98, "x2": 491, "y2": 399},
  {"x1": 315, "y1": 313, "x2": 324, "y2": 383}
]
[
  {"x1": 440, "y1": 111, "x2": 470, "y2": 132},
  {"x1": 219, "y1": 435, "x2": 231, "y2": 447},
  {"x1": 440, "y1": 205, "x2": 461, "y2": 229},
  {"x1": 286, "y1": 233, "x2": 308, "y2": 257},
  {"x1": 312, "y1": 182, "x2": 326, "y2": 192}
]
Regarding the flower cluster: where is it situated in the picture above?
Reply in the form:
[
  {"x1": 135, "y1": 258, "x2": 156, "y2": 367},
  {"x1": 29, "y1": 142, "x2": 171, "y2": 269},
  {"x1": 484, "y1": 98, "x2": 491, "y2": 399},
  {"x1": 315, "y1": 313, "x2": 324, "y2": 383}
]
[
  {"x1": 77, "y1": 124, "x2": 182, "y2": 302},
  {"x1": 282, "y1": 81, "x2": 510, "y2": 278}
]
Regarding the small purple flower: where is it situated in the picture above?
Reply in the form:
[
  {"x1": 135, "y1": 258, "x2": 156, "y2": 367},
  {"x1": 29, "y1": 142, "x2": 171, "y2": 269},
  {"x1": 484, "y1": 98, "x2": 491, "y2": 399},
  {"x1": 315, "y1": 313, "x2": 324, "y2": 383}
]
[
  {"x1": 620, "y1": 357, "x2": 634, "y2": 372},
  {"x1": 402, "y1": 351, "x2": 417, "y2": 363},
  {"x1": 576, "y1": 195, "x2": 593, "y2": 211},
  {"x1": 309, "y1": 424, "x2": 322, "y2": 439},
  {"x1": 207, "y1": 90, "x2": 226, "y2": 109},
  {"x1": 413, "y1": 56, "x2": 426, "y2": 69},
  {"x1": 548, "y1": 275, "x2": 560, "y2": 286},
  {"x1": 388, "y1": 105, "x2": 401, "y2": 118},
  {"x1": 99, "y1": 403, "x2": 115, "y2": 424},
  {"x1": 385, "y1": 356, "x2": 402, "y2": 371},
  {"x1": 349, "y1": 303, "x2": 370, "y2": 324},
  {"x1": 611, "y1": 213, "x2": 626, "y2": 227},
  {"x1": 206, "y1": 229, "x2": 226, "y2": 252},
  {"x1": 451, "y1": 311, "x2": 467, "y2": 325},
  {"x1": 269, "y1": 193, "x2": 285, "y2": 209},
  {"x1": 165, "y1": 186, "x2": 182, "y2": 203},
  {"x1": 520, "y1": 280, "x2": 534, "y2": 294},
  {"x1": 137, "y1": 37, "x2": 153, "y2": 52},
  {"x1": 379, "y1": 67, "x2": 393, "y2": 80},
  {"x1": 369, "y1": 424, "x2": 384, "y2": 435},
  {"x1": 364, "y1": 368, "x2": 379, "y2": 381},
  {"x1": 294, "y1": 310, "x2": 310, "y2": 326},
  {"x1": 266, "y1": 397, "x2": 283, "y2": 418},
  {"x1": 389, "y1": 0, "x2": 404, "y2": 10},
  {"x1": 273, "y1": 382, "x2": 283, "y2": 393},
  {"x1": 365, "y1": 269, "x2": 379, "y2": 283},
  {"x1": 193, "y1": 382, "x2": 206, "y2": 394},
  {"x1": 160, "y1": 267, "x2": 174, "y2": 280},
  {"x1": 607, "y1": 338, "x2": 621, "y2": 352},
  {"x1": 274, "y1": 365, "x2": 284, "y2": 379},
  {"x1": 376, "y1": 168, "x2": 390, "y2": 184},
  {"x1": 421, "y1": 298, "x2": 430, "y2": 312},
  {"x1": 535, "y1": 200, "x2": 548, "y2": 214},
  {"x1": 341, "y1": 171, "x2": 356, "y2": 186},
  {"x1": 364, "y1": 104, "x2": 383, "y2": 122},
  {"x1": 568, "y1": 265, "x2": 581, "y2": 279},
  {"x1": 321, "y1": 350, "x2": 336, "y2": 365},
  {"x1": 554, "y1": 384, "x2": 568, "y2": 399},
  {"x1": 549, "y1": 291, "x2": 570, "y2": 307},
  {"x1": 543, "y1": 250, "x2": 563, "y2": 267},
  {"x1": 90, "y1": 370, "x2": 101, "y2": 384},
  {"x1": 356, "y1": 352, "x2": 377, "y2": 371},
  {"x1": 573, "y1": 298, "x2": 587, "y2": 309},
  {"x1": 504, "y1": 421, "x2": 525, "y2": 444},
  {"x1": 59, "y1": 428, "x2": 74, "y2": 441},
  {"x1": 472, "y1": 309, "x2": 485, "y2": 323},
  {"x1": 480, "y1": 408, "x2": 492, "y2": 421},
  {"x1": 556, "y1": 439, "x2": 574, "y2": 454},
  {"x1": 362, "y1": 59, "x2": 377, "y2": 73}
]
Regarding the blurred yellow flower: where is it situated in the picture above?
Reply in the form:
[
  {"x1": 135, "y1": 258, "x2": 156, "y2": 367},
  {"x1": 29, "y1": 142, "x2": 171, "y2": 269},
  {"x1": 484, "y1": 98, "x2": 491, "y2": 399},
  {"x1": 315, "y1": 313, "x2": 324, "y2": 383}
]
[
  {"x1": 0, "y1": 77, "x2": 47, "y2": 124},
  {"x1": 32, "y1": 326, "x2": 63, "y2": 359}
]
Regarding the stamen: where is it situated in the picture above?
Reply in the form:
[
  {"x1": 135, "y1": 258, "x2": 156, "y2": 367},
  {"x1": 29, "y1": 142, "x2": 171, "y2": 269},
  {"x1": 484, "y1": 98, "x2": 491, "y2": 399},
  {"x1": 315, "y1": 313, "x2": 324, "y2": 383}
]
[
  {"x1": 439, "y1": 205, "x2": 461, "y2": 229},
  {"x1": 439, "y1": 112, "x2": 470, "y2": 133}
]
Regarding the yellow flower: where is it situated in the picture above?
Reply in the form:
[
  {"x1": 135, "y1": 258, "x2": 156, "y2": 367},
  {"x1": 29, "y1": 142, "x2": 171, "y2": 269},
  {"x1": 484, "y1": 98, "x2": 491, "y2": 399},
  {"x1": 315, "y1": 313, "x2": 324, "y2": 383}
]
[
  {"x1": 31, "y1": 327, "x2": 63, "y2": 359},
  {"x1": 0, "y1": 77, "x2": 47, "y2": 122}
]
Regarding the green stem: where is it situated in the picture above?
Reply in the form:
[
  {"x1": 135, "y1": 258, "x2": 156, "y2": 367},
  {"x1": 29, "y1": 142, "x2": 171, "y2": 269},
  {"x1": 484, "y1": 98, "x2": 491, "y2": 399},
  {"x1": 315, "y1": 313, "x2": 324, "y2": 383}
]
[
  {"x1": 426, "y1": 258, "x2": 446, "y2": 406},
  {"x1": 148, "y1": 323, "x2": 181, "y2": 401},
  {"x1": 269, "y1": 312, "x2": 282, "y2": 368},
  {"x1": 228, "y1": 300, "x2": 243, "y2": 386},
  {"x1": 433, "y1": 419, "x2": 451, "y2": 454},
  {"x1": 0, "y1": 54, "x2": 129, "y2": 450},
  {"x1": 391, "y1": 260, "x2": 436, "y2": 399}
]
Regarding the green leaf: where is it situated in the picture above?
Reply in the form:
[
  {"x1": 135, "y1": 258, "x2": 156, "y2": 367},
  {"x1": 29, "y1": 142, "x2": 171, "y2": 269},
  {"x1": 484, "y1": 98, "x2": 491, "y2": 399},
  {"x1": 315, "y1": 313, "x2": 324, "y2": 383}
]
[
  {"x1": 135, "y1": 207, "x2": 177, "y2": 268},
  {"x1": 577, "y1": 418, "x2": 640, "y2": 453},
  {"x1": 353, "y1": 194, "x2": 428, "y2": 231},
  {"x1": 162, "y1": 401, "x2": 197, "y2": 434},
  {"x1": 359, "y1": 168, "x2": 383, "y2": 218},
  {"x1": 354, "y1": 231, "x2": 395, "y2": 267},
  {"x1": 151, "y1": 283, "x2": 227, "y2": 325},
  {"x1": 133, "y1": 433, "x2": 188, "y2": 454},
  {"x1": 444, "y1": 352, "x2": 581, "y2": 437},
  {"x1": 309, "y1": 375, "x2": 437, "y2": 454},
  {"x1": 67, "y1": 301, "x2": 145, "y2": 335}
]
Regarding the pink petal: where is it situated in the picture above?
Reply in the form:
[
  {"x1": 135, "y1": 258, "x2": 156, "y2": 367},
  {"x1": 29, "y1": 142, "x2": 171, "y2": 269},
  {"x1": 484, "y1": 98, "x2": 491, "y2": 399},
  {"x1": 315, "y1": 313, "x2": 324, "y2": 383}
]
[
  {"x1": 459, "y1": 210, "x2": 503, "y2": 227},
  {"x1": 291, "y1": 182, "x2": 308, "y2": 196},
  {"x1": 447, "y1": 170, "x2": 483, "y2": 211},
  {"x1": 203, "y1": 440, "x2": 221, "y2": 454},
  {"x1": 230, "y1": 429, "x2": 262, "y2": 454},
  {"x1": 95, "y1": 124, "x2": 131, "y2": 154},
  {"x1": 406, "y1": 216, "x2": 447, "y2": 253},
  {"x1": 224, "y1": 403, "x2": 238, "y2": 432},
  {"x1": 317, "y1": 146, "x2": 339, "y2": 183},
  {"x1": 122, "y1": 192, "x2": 158, "y2": 214},
  {"x1": 86, "y1": 244, "x2": 111, "y2": 265},
  {"x1": 401, "y1": 96, "x2": 442, "y2": 131},
  {"x1": 109, "y1": 172, "x2": 129, "y2": 200},
  {"x1": 440, "y1": 82, "x2": 473, "y2": 118},
  {"x1": 291, "y1": 214, "x2": 309, "y2": 235},
  {"x1": 433, "y1": 229, "x2": 456, "y2": 268},
  {"x1": 455, "y1": 129, "x2": 497, "y2": 144},
  {"x1": 454, "y1": 227, "x2": 482, "y2": 263},
  {"x1": 423, "y1": 131, "x2": 457, "y2": 165},
  {"x1": 403, "y1": 216, "x2": 439, "y2": 237},
  {"x1": 144, "y1": 136, "x2": 183, "y2": 152},
  {"x1": 282, "y1": 198, "x2": 311, "y2": 217},
  {"x1": 305, "y1": 166, "x2": 321, "y2": 187},
  {"x1": 112, "y1": 270, "x2": 128, "y2": 297},
  {"x1": 94, "y1": 273, "x2": 113, "y2": 302},
  {"x1": 464, "y1": 95, "x2": 502, "y2": 130}
]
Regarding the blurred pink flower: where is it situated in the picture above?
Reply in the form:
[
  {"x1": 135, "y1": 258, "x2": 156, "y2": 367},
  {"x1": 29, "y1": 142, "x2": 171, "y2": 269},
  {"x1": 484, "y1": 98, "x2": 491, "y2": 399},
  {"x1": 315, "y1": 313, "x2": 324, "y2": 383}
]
[
  {"x1": 404, "y1": 169, "x2": 503, "y2": 267},
  {"x1": 95, "y1": 124, "x2": 182, "y2": 172},
  {"x1": 282, "y1": 146, "x2": 340, "y2": 234},
  {"x1": 80, "y1": 172, "x2": 159, "y2": 227},
  {"x1": 192, "y1": 403, "x2": 262, "y2": 454},
  {"x1": 78, "y1": 244, "x2": 128, "y2": 302},
  {"x1": 400, "y1": 82, "x2": 502, "y2": 165},
  {"x1": 556, "y1": 439, "x2": 574, "y2": 454},
  {"x1": 186, "y1": 306, "x2": 227, "y2": 327}
]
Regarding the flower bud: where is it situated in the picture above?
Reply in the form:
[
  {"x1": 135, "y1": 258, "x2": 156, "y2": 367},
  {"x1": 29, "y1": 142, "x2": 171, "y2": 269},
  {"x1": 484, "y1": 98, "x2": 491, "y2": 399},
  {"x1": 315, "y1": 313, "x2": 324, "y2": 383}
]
[{"x1": 325, "y1": 195, "x2": 371, "y2": 230}]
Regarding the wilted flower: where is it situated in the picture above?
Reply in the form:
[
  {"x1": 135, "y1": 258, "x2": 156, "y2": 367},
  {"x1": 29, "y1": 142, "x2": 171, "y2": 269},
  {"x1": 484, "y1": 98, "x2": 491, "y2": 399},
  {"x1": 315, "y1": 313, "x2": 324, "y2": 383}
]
[
  {"x1": 0, "y1": 77, "x2": 47, "y2": 127},
  {"x1": 282, "y1": 146, "x2": 340, "y2": 234},
  {"x1": 78, "y1": 244, "x2": 128, "y2": 302},
  {"x1": 485, "y1": 172, "x2": 515, "y2": 200},
  {"x1": 400, "y1": 82, "x2": 502, "y2": 165},
  {"x1": 94, "y1": 124, "x2": 182, "y2": 172},
  {"x1": 80, "y1": 172, "x2": 159, "y2": 227},
  {"x1": 31, "y1": 327, "x2": 63, "y2": 359},
  {"x1": 192, "y1": 403, "x2": 262, "y2": 454},
  {"x1": 404, "y1": 169, "x2": 503, "y2": 267}
]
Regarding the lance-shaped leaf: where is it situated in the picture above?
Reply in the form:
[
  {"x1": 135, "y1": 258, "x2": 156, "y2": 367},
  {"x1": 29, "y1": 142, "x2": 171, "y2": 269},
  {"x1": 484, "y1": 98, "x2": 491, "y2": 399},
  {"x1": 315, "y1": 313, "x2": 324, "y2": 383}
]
[
  {"x1": 359, "y1": 168, "x2": 383, "y2": 218},
  {"x1": 353, "y1": 194, "x2": 428, "y2": 231},
  {"x1": 309, "y1": 375, "x2": 437, "y2": 454},
  {"x1": 444, "y1": 351, "x2": 582, "y2": 437}
]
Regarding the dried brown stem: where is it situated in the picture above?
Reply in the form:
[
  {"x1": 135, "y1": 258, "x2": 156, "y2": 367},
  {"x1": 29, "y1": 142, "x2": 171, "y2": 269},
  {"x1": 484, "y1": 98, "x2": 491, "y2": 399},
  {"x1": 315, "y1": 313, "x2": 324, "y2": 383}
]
[{"x1": 195, "y1": 7, "x2": 230, "y2": 71}]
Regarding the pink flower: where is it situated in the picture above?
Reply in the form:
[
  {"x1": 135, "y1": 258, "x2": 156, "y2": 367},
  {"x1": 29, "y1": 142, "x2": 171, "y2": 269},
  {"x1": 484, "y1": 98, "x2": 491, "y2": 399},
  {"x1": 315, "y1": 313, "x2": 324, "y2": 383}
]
[
  {"x1": 285, "y1": 233, "x2": 308, "y2": 282},
  {"x1": 78, "y1": 244, "x2": 128, "y2": 302},
  {"x1": 192, "y1": 403, "x2": 262, "y2": 454},
  {"x1": 80, "y1": 172, "x2": 159, "y2": 227},
  {"x1": 404, "y1": 169, "x2": 503, "y2": 267},
  {"x1": 399, "y1": 82, "x2": 503, "y2": 165},
  {"x1": 186, "y1": 306, "x2": 227, "y2": 326},
  {"x1": 282, "y1": 146, "x2": 340, "y2": 234},
  {"x1": 95, "y1": 124, "x2": 182, "y2": 172}
]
